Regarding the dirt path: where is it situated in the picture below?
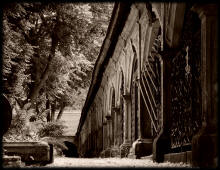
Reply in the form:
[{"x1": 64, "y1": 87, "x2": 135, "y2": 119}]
[{"x1": 45, "y1": 157, "x2": 191, "y2": 168}]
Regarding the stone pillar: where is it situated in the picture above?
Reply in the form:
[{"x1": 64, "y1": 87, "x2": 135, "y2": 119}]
[
  {"x1": 105, "y1": 115, "x2": 112, "y2": 157},
  {"x1": 110, "y1": 107, "x2": 121, "y2": 157},
  {"x1": 191, "y1": 4, "x2": 218, "y2": 168},
  {"x1": 152, "y1": 51, "x2": 172, "y2": 163},
  {"x1": 120, "y1": 94, "x2": 132, "y2": 157},
  {"x1": 128, "y1": 17, "x2": 161, "y2": 159},
  {"x1": 128, "y1": 80, "x2": 154, "y2": 159},
  {"x1": 114, "y1": 107, "x2": 120, "y2": 146},
  {"x1": 113, "y1": 108, "x2": 117, "y2": 146},
  {"x1": 101, "y1": 120, "x2": 107, "y2": 157}
]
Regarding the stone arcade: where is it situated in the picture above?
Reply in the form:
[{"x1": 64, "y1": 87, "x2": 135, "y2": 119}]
[{"x1": 75, "y1": 2, "x2": 218, "y2": 168}]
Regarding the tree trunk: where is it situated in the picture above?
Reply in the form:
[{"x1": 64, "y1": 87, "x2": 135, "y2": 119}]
[
  {"x1": 24, "y1": 33, "x2": 58, "y2": 110},
  {"x1": 56, "y1": 102, "x2": 66, "y2": 121},
  {"x1": 50, "y1": 103, "x2": 56, "y2": 122},
  {"x1": 46, "y1": 95, "x2": 51, "y2": 122},
  {"x1": 35, "y1": 101, "x2": 40, "y2": 115}
]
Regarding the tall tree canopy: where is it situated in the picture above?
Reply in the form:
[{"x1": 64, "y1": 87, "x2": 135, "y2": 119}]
[{"x1": 2, "y1": 2, "x2": 113, "y2": 120}]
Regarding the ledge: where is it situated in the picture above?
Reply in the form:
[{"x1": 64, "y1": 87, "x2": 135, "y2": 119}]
[{"x1": 3, "y1": 141, "x2": 53, "y2": 164}]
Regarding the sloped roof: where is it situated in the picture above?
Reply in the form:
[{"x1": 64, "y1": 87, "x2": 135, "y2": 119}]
[{"x1": 76, "y1": 2, "x2": 132, "y2": 136}]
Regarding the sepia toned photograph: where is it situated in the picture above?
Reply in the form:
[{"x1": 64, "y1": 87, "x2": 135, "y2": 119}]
[{"x1": 1, "y1": 2, "x2": 218, "y2": 168}]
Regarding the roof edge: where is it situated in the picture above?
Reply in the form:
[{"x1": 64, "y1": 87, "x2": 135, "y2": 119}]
[{"x1": 76, "y1": 2, "x2": 132, "y2": 136}]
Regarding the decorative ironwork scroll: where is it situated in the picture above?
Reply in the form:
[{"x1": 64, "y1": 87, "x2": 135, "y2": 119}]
[
  {"x1": 139, "y1": 33, "x2": 162, "y2": 138},
  {"x1": 170, "y1": 8, "x2": 202, "y2": 150}
]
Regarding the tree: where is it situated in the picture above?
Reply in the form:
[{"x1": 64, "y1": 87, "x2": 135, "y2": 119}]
[{"x1": 2, "y1": 2, "x2": 114, "y2": 123}]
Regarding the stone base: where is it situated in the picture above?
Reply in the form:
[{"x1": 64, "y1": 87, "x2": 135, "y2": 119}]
[
  {"x1": 164, "y1": 151, "x2": 192, "y2": 165},
  {"x1": 99, "y1": 147, "x2": 121, "y2": 158},
  {"x1": 105, "y1": 148, "x2": 111, "y2": 157},
  {"x1": 2, "y1": 155, "x2": 24, "y2": 167},
  {"x1": 128, "y1": 138, "x2": 153, "y2": 159},
  {"x1": 110, "y1": 147, "x2": 120, "y2": 157},
  {"x1": 120, "y1": 142, "x2": 131, "y2": 158},
  {"x1": 152, "y1": 131, "x2": 171, "y2": 163},
  {"x1": 99, "y1": 150, "x2": 105, "y2": 158},
  {"x1": 99, "y1": 148, "x2": 111, "y2": 157},
  {"x1": 192, "y1": 127, "x2": 217, "y2": 168}
]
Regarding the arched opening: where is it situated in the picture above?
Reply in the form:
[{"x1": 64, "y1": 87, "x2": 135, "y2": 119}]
[
  {"x1": 111, "y1": 88, "x2": 115, "y2": 146},
  {"x1": 62, "y1": 141, "x2": 79, "y2": 157}
]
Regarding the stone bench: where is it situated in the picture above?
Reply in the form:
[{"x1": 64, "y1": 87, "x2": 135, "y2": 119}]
[{"x1": 3, "y1": 141, "x2": 53, "y2": 165}]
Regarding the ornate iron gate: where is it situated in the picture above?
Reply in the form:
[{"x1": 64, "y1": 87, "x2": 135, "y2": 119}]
[{"x1": 169, "y1": 8, "x2": 202, "y2": 150}]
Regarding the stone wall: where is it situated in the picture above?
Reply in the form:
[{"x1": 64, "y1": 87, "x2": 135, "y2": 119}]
[{"x1": 76, "y1": 2, "x2": 218, "y2": 168}]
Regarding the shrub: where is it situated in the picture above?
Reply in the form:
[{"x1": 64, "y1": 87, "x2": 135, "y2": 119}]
[{"x1": 37, "y1": 121, "x2": 67, "y2": 138}]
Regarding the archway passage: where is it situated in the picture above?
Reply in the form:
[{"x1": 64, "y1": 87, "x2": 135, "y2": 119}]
[{"x1": 62, "y1": 141, "x2": 79, "y2": 157}]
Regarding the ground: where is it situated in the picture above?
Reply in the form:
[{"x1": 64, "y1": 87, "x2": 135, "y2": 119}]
[{"x1": 45, "y1": 156, "x2": 191, "y2": 168}]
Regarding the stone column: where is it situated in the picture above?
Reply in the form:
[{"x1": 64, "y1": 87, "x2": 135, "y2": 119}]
[
  {"x1": 105, "y1": 115, "x2": 112, "y2": 157},
  {"x1": 101, "y1": 120, "x2": 107, "y2": 157},
  {"x1": 191, "y1": 4, "x2": 218, "y2": 168},
  {"x1": 113, "y1": 108, "x2": 117, "y2": 146},
  {"x1": 120, "y1": 94, "x2": 132, "y2": 157},
  {"x1": 111, "y1": 107, "x2": 121, "y2": 157},
  {"x1": 152, "y1": 51, "x2": 172, "y2": 163}
]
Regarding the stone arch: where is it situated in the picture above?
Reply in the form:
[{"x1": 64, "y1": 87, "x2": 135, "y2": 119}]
[
  {"x1": 108, "y1": 86, "x2": 115, "y2": 113},
  {"x1": 127, "y1": 41, "x2": 138, "y2": 94},
  {"x1": 116, "y1": 68, "x2": 125, "y2": 107},
  {"x1": 103, "y1": 88, "x2": 108, "y2": 118},
  {"x1": 151, "y1": 3, "x2": 163, "y2": 30}
]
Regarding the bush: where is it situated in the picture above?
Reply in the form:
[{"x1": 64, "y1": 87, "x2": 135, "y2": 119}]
[{"x1": 37, "y1": 121, "x2": 67, "y2": 138}]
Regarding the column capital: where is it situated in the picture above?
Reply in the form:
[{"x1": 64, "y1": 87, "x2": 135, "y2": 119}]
[
  {"x1": 112, "y1": 106, "x2": 120, "y2": 113},
  {"x1": 191, "y1": 4, "x2": 218, "y2": 19},
  {"x1": 122, "y1": 93, "x2": 131, "y2": 100},
  {"x1": 105, "y1": 115, "x2": 111, "y2": 121}
]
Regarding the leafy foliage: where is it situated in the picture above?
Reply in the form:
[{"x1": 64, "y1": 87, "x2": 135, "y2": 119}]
[
  {"x1": 2, "y1": 2, "x2": 114, "y2": 140},
  {"x1": 2, "y1": 2, "x2": 113, "y2": 107},
  {"x1": 37, "y1": 121, "x2": 67, "y2": 137}
]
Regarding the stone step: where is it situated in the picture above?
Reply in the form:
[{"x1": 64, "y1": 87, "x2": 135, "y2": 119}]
[{"x1": 2, "y1": 155, "x2": 25, "y2": 167}]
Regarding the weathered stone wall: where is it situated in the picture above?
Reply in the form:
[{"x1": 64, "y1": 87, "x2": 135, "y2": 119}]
[{"x1": 76, "y1": 2, "x2": 218, "y2": 168}]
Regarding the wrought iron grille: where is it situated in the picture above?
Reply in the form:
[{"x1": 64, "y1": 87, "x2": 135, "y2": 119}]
[
  {"x1": 139, "y1": 34, "x2": 162, "y2": 137},
  {"x1": 170, "y1": 8, "x2": 202, "y2": 149}
]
